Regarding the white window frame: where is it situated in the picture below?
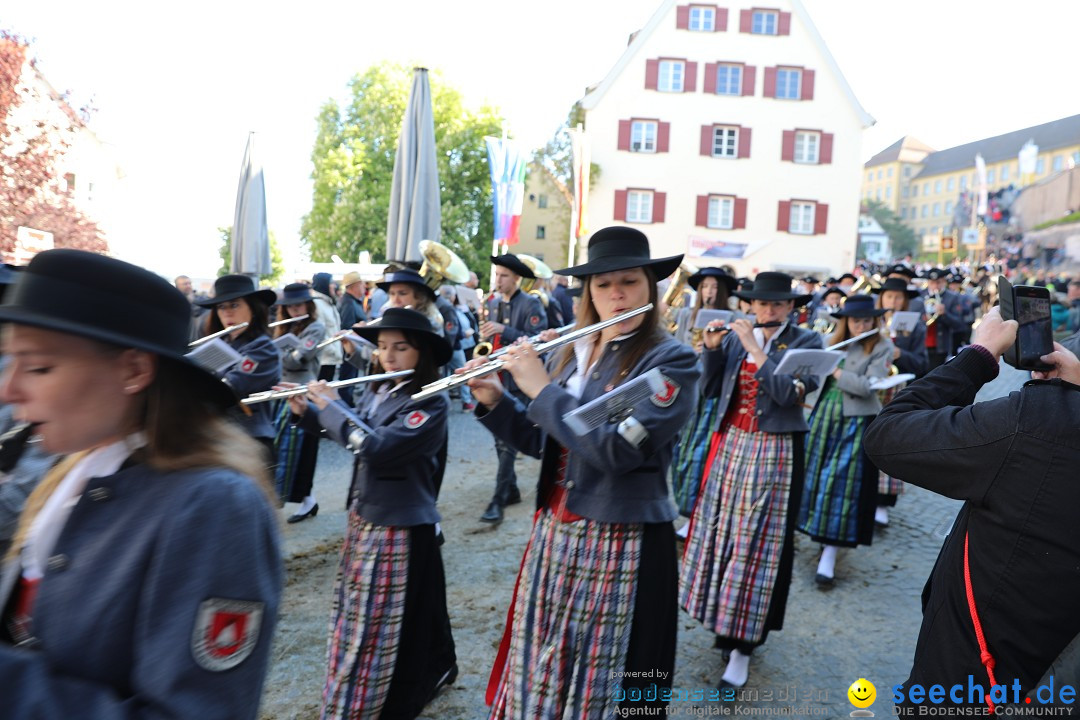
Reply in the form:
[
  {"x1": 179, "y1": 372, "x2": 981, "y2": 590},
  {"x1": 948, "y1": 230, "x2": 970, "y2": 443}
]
[
  {"x1": 921, "y1": 205, "x2": 928, "y2": 218},
  {"x1": 947, "y1": 177, "x2": 954, "y2": 191},
  {"x1": 1036, "y1": 157, "x2": 1045, "y2": 174},
  {"x1": 712, "y1": 126, "x2": 738, "y2": 158},
  {"x1": 630, "y1": 120, "x2": 658, "y2": 153},
  {"x1": 934, "y1": 180, "x2": 941, "y2": 193},
  {"x1": 775, "y1": 68, "x2": 801, "y2": 99},
  {"x1": 987, "y1": 168, "x2": 996, "y2": 184},
  {"x1": 789, "y1": 201, "x2": 815, "y2": 234},
  {"x1": 627, "y1": 191, "x2": 654, "y2": 223},
  {"x1": 688, "y1": 5, "x2": 715, "y2": 31},
  {"x1": 751, "y1": 9, "x2": 778, "y2": 34},
  {"x1": 707, "y1": 196, "x2": 734, "y2": 229},
  {"x1": 715, "y1": 63, "x2": 742, "y2": 95},
  {"x1": 886, "y1": 186, "x2": 892, "y2": 199},
  {"x1": 933, "y1": 202, "x2": 940, "y2": 217},
  {"x1": 912, "y1": 184, "x2": 918, "y2": 197},
  {"x1": 945, "y1": 201, "x2": 953, "y2": 214},
  {"x1": 1001, "y1": 164, "x2": 1010, "y2": 181},
  {"x1": 658, "y1": 60, "x2": 685, "y2": 92},
  {"x1": 536, "y1": 225, "x2": 546, "y2": 239},
  {"x1": 1053, "y1": 155, "x2": 1064, "y2": 172},
  {"x1": 793, "y1": 131, "x2": 820, "y2": 164}
]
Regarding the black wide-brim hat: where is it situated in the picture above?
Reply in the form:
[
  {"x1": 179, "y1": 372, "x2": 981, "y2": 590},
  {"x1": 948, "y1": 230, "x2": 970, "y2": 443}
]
[
  {"x1": 194, "y1": 274, "x2": 277, "y2": 308},
  {"x1": 376, "y1": 270, "x2": 437, "y2": 302},
  {"x1": 920, "y1": 268, "x2": 948, "y2": 281},
  {"x1": 555, "y1": 226, "x2": 683, "y2": 280},
  {"x1": 872, "y1": 277, "x2": 919, "y2": 299},
  {"x1": 0, "y1": 249, "x2": 234, "y2": 407},
  {"x1": 822, "y1": 287, "x2": 847, "y2": 301},
  {"x1": 689, "y1": 267, "x2": 737, "y2": 293},
  {"x1": 354, "y1": 307, "x2": 452, "y2": 366},
  {"x1": 838, "y1": 273, "x2": 858, "y2": 283},
  {"x1": 276, "y1": 283, "x2": 316, "y2": 305},
  {"x1": 834, "y1": 294, "x2": 887, "y2": 318},
  {"x1": 734, "y1": 271, "x2": 812, "y2": 306},
  {"x1": 885, "y1": 264, "x2": 917, "y2": 280},
  {"x1": 491, "y1": 253, "x2": 536, "y2": 280}
]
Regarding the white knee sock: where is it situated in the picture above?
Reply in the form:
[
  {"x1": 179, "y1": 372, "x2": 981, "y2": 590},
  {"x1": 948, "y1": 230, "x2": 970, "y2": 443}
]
[
  {"x1": 721, "y1": 649, "x2": 750, "y2": 687},
  {"x1": 875, "y1": 506, "x2": 889, "y2": 525},
  {"x1": 297, "y1": 495, "x2": 316, "y2": 514},
  {"x1": 817, "y1": 545, "x2": 838, "y2": 579}
]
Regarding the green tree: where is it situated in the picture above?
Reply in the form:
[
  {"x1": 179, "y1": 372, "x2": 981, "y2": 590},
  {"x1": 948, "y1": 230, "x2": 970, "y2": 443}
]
[
  {"x1": 301, "y1": 63, "x2": 504, "y2": 275},
  {"x1": 532, "y1": 103, "x2": 600, "y2": 195},
  {"x1": 217, "y1": 226, "x2": 284, "y2": 285},
  {"x1": 863, "y1": 199, "x2": 918, "y2": 260}
]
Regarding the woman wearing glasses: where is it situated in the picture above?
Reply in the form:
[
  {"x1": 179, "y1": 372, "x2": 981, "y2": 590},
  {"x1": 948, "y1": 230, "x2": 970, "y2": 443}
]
[{"x1": 195, "y1": 276, "x2": 282, "y2": 460}]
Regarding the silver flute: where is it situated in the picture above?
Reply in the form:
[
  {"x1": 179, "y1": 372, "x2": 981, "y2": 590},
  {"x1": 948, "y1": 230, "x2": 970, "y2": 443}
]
[
  {"x1": 411, "y1": 304, "x2": 654, "y2": 401},
  {"x1": 241, "y1": 369, "x2": 415, "y2": 405},
  {"x1": 189, "y1": 322, "x2": 249, "y2": 347},
  {"x1": 484, "y1": 322, "x2": 577, "y2": 359},
  {"x1": 269, "y1": 314, "x2": 309, "y2": 328}
]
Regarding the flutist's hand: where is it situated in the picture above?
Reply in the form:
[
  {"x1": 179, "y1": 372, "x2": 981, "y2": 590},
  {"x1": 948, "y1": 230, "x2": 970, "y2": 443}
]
[
  {"x1": 703, "y1": 321, "x2": 727, "y2": 349},
  {"x1": 461, "y1": 358, "x2": 504, "y2": 409},
  {"x1": 537, "y1": 328, "x2": 559, "y2": 342},
  {"x1": 1031, "y1": 342, "x2": 1080, "y2": 384},
  {"x1": 501, "y1": 341, "x2": 551, "y2": 400},
  {"x1": 305, "y1": 380, "x2": 340, "y2": 411},
  {"x1": 273, "y1": 382, "x2": 307, "y2": 417}
]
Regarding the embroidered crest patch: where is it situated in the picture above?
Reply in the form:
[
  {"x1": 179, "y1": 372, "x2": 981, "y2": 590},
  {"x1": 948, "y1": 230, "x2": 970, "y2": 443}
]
[
  {"x1": 191, "y1": 598, "x2": 263, "y2": 671},
  {"x1": 445, "y1": 320, "x2": 455, "y2": 333},
  {"x1": 239, "y1": 357, "x2": 258, "y2": 374},
  {"x1": 650, "y1": 376, "x2": 680, "y2": 408},
  {"x1": 304, "y1": 338, "x2": 316, "y2": 349},
  {"x1": 404, "y1": 410, "x2": 430, "y2": 429},
  {"x1": 528, "y1": 315, "x2": 541, "y2": 327}
]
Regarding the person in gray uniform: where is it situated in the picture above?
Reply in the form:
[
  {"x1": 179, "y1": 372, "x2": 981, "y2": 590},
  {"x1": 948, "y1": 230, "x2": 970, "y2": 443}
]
[{"x1": 0, "y1": 249, "x2": 281, "y2": 719}]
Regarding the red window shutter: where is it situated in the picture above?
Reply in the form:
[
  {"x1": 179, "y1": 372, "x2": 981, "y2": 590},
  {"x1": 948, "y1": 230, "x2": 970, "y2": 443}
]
[
  {"x1": 653, "y1": 192, "x2": 666, "y2": 223},
  {"x1": 696, "y1": 195, "x2": 709, "y2": 226},
  {"x1": 778, "y1": 11, "x2": 792, "y2": 35},
  {"x1": 618, "y1": 120, "x2": 631, "y2": 151},
  {"x1": 739, "y1": 9, "x2": 752, "y2": 32},
  {"x1": 645, "y1": 59, "x2": 659, "y2": 90},
  {"x1": 820, "y1": 132, "x2": 834, "y2": 164},
  {"x1": 814, "y1": 203, "x2": 829, "y2": 234},
  {"x1": 657, "y1": 122, "x2": 670, "y2": 153},
  {"x1": 676, "y1": 5, "x2": 690, "y2": 29},
  {"x1": 777, "y1": 200, "x2": 791, "y2": 232},
  {"x1": 781, "y1": 130, "x2": 795, "y2": 161},
  {"x1": 763, "y1": 66, "x2": 777, "y2": 98},
  {"x1": 684, "y1": 62, "x2": 697, "y2": 92},
  {"x1": 704, "y1": 63, "x2": 717, "y2": 94},
  {"x1": 733, "y1": 197, "x2": 748, "y2": 229},
  {"x1": 802, "y1": 69, "x2": 815, "y2": 100},
  {"x1": 614, "y1": 190, "x2": 628, "y2": 222},
  {"x1": 716, "y1": 7, "x2": 728, "y2": 31},
  {"x1": 742, "y1": 65, "x2": 756, "y2": 96},
  {"x1": 700, "y1": 125, "x2": 713, "y2": 156},
  {"x1": 737, "y1": 127, "x2": 752, "y2": 159}
]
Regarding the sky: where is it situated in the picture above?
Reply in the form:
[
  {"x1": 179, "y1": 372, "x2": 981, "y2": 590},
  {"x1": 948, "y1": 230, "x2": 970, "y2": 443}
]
[{"x1": 5, "y1": 0, "x2": 1079, "y2": 279}]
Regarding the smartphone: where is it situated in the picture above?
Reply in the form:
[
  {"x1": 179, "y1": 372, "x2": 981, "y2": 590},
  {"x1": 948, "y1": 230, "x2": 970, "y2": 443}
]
[{"x1": 998, "y1": 276, "x2": 1053, "y2": 371}]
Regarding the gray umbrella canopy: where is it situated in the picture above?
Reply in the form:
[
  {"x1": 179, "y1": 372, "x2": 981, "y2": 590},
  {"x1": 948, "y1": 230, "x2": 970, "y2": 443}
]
[
  {"x1": 386, "y1": 68, "x2": 441, "y2": 264},
  {"x1": 231, "y1": 131, "x2": 271, "y2": 277}
]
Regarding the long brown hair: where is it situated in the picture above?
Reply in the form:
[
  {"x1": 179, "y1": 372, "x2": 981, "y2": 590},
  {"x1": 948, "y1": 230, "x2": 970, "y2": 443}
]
[
  {"x1": 367, "y1": 329, "x2": 441, "y2": 395},
  {"x1": 6, "y1": 348, "x2": 274, "y2": 564},
  {"x1": 204, "y1": 295, "x2": 271, "y2": 344},
  {"x1": 553, "y1": 266, "x2": 662, "y2": 384},
  {"x1": 273, "y1": 299, "x2": 318, "y2": 338},
  {"x1": 690, "y1": 276, "x2": 730, "y2": 328},
  {"x1": 876, "y1": 290, "x2": 911, "y2": 337},
  {"x1": 828, "y1": 316, "x2": 883, "y2": 353}
]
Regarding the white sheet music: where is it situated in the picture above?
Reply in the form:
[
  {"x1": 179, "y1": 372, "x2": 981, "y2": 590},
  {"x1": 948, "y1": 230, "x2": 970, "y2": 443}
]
[
  {"x1": 273, "y1": 334, "x2": 303, "y2": 354},
  {"x1": 771, "y1": 349, "x2": 842, "y2": 378},
  {"x1": 340, "y1": 331, "x2": 376, "y2": 350},
  {"x1": 185, "y1": 338, "x2": 243, "y2": 376},
  {"x1": 869, "y1": 373, "x2": 916, "y2": 391},
  {"x1": 563, "y1": 368, "x2": 666, "y2": 436},
  {"x1": 694, "y1": 309, "x2": 734, "y2": 329},
  {"x1": 889, "y1": 311, "x2": 920, "y2": 333}
]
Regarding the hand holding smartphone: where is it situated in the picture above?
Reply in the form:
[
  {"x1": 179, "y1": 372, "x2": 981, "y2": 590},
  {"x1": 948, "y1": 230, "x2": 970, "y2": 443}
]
[{"x1": 998, "y1": 275, "x2": 1054, "y2": 371}]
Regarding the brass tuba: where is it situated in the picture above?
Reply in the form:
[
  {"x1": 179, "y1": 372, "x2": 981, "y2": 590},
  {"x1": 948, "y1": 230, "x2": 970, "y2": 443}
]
[
  {"x1": 418, "y1": 240, "x2": 471, "y2": 290},
  {"x1": 662, "y1": 262, "x2": 699, "y2": 333},
  {"x1": 517, "y1": 254, "x2": 554, "y2": 307}
]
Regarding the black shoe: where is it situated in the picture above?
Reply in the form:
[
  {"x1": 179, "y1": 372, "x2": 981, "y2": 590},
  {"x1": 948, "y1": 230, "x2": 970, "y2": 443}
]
[
  {"x1": 505, "y1": 488, "x2": 522, "y2": 505},
  {"x1": 814, "y1": 572, "x2": 835, "y2": 588},
  {"x1": 428, "y1": 663, "x2": 458, "y2": 704},
  {"x1": 436, "y1": 529, "x2": 445, "y2": 546},
  {"x1": 718, "y1": 677, "x2": 746, "y2": 690},
  {"x1": 287, "y1": 503, "x2": 319, "y2": 524},
  {"x1": 479, "y1": 501, "x2": 504, "y2": 524}
]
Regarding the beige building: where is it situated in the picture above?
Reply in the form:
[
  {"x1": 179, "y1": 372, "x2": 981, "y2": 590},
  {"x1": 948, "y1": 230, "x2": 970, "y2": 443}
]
[
  {"x1": 514, "y1": 162, "x2": 572, "y2": 268},
  {"x1": 577, "y1": 0, "x2": 873, "y2": 278},
  {"x1": 863, "y1": 114, "x2": 1080, "y2": 240}
]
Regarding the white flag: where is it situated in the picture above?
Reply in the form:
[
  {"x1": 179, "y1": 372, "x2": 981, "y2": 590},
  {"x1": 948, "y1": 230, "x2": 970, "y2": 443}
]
[{"x1": 975, "y1": 153, "x2": 988, "y2": 216}]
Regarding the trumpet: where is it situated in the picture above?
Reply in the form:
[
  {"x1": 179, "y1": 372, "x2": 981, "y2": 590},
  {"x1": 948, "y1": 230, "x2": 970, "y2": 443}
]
[
  {"x1": 241, "y1": 369, "x2": 414, "y2": 405},
  {"x1": 412, "y1": 304, "x2": 654, "y2": 401},
  {"x1": 189, "y1": 322, "x2": 249, "y2": 347},
  {"x1": 269, "y1": 314, "x2": 309, "y2": 328}
]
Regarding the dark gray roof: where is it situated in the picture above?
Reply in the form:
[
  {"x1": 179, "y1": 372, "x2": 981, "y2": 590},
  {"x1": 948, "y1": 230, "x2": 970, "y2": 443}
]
[{"x1": 913, "y1": 113, "x2": 1080, "y2": 179}]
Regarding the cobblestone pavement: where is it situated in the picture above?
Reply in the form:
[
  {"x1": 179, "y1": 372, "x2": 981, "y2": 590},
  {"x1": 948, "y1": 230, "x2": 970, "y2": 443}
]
[{"x1": 259, "y1": 397, "x2": 972, "y2": 719}]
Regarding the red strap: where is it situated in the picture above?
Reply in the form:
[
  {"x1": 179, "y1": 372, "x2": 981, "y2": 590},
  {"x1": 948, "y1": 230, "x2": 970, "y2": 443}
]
[
  {"x1": 964, "y1": 531, "x2": 998, "y2": 714},
  {"x1": 485, "y1": 509, "x2": 541, "y2": 705}
]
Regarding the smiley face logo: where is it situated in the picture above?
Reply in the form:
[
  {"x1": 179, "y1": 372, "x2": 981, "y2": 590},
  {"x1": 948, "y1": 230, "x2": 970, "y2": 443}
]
[{"x1": 848, "y1": 678, "x2": 876, "y2": 709}]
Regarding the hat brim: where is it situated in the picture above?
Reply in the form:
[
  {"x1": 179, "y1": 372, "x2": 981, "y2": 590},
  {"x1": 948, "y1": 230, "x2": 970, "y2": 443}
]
[
  {"x1": 491, "y1": 256, "x2": 536, "y2": 280},
  {"x1": 275, "y1": 293, "x2": 316, "y2": 306},
  {"x1": 689, "y1": 272, "x2": 738, "y2": 293},
  {"x1": 0, "y1": 305, "x2": 236, "y2": 408},
  {"x1": 195, "y1": 288, "x2": 278, "y2": 308},
  {"x1": 733, "y1": 291, "x2": 813, "y2": 307},
  {"x1": 872, "y1": 286, "x2": 920, "y2": 299},
  {"x1": 555, "y1": 254, "x2": 684, "y2": 281},
  {"x1": 375, "y1": 280, "x2": 437, "y2": 302},
  {"x1": 354, "y1": 323, "x2": 452, "y2": 366}
]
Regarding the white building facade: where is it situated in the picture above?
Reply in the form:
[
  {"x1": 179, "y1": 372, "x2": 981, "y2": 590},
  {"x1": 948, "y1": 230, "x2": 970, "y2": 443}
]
[{"x1": 579, "y1": 0, "x2": 872, "y2": 278}]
